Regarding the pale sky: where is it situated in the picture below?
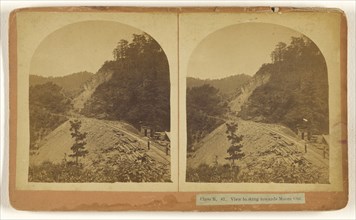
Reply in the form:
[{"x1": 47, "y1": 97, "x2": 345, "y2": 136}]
[
  {"x1": 30, "y1": 21, "x2": 143, "y2": 77},
  {"x1": 188, "y1": 23, "x2": 302, "y2": 79}
]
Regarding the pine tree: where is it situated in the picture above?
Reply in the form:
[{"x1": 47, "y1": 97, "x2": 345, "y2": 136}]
[
  {"x1": 69, "y1": 120, "x2": 88, "y2": 165},
  {"x1": 225, "y1": 122, "x2": 245, "y2": 165}
]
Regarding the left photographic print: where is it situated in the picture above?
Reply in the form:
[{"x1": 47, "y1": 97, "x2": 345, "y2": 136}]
[{"x1": 27, "y1": 20, "x2": 171, "y2": 183}]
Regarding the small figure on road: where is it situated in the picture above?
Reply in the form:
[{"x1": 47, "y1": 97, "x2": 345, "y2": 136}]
[{"x1": 147, "y1": 139, "x2": 150, "y2": 150}]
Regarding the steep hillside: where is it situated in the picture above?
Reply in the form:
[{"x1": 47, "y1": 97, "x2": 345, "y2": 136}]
[
  {"x1": 82, "y1": 33, "x2": 170, "y2": 131},
  {"x1": 239, "y1": 37, "x2": 329, "y2": 134},
  {"x1": 30, "y1": 71, "x2": 94, "y2": 98},
  {"x1": 72, "y1": 69, "x2": 113, "y2": 111},
  {"x1": 187, "y1": 74, "x2": 251, "y2": 95},
  {"x1": 29, "y1": 117, "x2": 170, "y2": 182},
  {"x1": 230, "y1": 69, "x2": 271, "y2": 114},
  {"x1": 187, "y1": 118, "x2": 329, "y2": 183}
]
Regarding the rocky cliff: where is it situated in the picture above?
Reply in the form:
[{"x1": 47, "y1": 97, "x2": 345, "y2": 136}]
[
  {"x1": 229, "y1": 72, "x2": 271, "y2": 114},
  {"x1": 72, "y1": 70, "x2": 113, "y2": 111}
]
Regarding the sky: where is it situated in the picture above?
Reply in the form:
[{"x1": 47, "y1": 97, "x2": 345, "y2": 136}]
[
  {"x1": 31, "y1": 21, "x2": 303, "y2": 79},
  {"x1": 30, "y1": 21, "x2": 143, "y2": 77},
  {"x1": 187, "y1": 22, "x2": 302, "y2": 79}
]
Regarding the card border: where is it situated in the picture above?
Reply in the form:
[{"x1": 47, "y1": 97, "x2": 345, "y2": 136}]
[{"x1": 8, "y1": 6, "x2": 348, "y2": 211}]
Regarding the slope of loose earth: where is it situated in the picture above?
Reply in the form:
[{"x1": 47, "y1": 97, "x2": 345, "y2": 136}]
[
  {"x1": 30, "y1": 117, "x2": 170, "y2": 181},
  {"x1": 187, "y1": 118, "x2": 329, "y2": 183},
  {"x1": 72, "y1": 70, "x2": 113, "y2": 111},
  {"x1": 229, "y1": 72, "x2": 270, "y2": 114}
]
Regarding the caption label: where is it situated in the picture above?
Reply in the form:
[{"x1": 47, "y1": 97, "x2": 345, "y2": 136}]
[{"x1": 196, "y1": 193, "x2": 305, "y2": 205}]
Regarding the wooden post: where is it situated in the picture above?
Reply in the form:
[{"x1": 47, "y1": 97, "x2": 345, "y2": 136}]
[
  {"x1": 166, "y1": 144, "x2": 169, "y2": 155},
  {"x1": 323, "y1": 145, "x2": 326, "y2": 159},
  {"x1": 304, "y1": 143, "x2": 307, "y2": 153}
]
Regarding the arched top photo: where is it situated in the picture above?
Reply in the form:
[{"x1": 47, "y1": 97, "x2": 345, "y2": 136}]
[
  {"x1": 186, "y1": 22, "x2": 330, "y2": 184},
  {"x1": 28, "y1": 20, "x2": 172, "y2": 183}
]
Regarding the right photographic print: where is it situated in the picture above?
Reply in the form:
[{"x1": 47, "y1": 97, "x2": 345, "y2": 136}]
[{"x1": 185, "y1": 22, "x2": 330, "y2": 184}]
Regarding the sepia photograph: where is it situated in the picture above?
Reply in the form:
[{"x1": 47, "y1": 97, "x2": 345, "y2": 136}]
[
  {"x1": 185, "y1": 22, "x2": 330, "y2": 184},
  {"x1": 8, "y1": 7, "x2": 349, "y2": 211},
  {"x1": 27, "y1": 20, "x2": 172, "y2": 183}
]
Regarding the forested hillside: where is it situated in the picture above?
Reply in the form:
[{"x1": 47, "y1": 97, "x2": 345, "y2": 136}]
[
  {"x1": 30, "y1": 71, "x2": 94, "y2": 98},
  {"x1": 29, "y1": 82, "x2": 72, "y2": 149},
  {"x1": 239, "y1": 36, "x2": 329, "y2": 134},
  {"x1": 82, "y1": 34, "x2": 170, "y2": 131},
  {"x1": 186, "y1": 85, "x2": 229, "y2": 151},
  {"x1": 187, "y1": 74, "x2": 251, "y2": 95},
  {"x1": 186, "y1": 74, "x2": 251, "y2": 151}
]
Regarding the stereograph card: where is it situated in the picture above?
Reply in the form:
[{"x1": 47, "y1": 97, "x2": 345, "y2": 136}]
[{"x1": 8, "y1": 7, "x2": 348, "y2": 211}]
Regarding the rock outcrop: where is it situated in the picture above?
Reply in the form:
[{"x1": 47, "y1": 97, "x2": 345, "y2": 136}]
[
  {"x1": 229, "y1": 72, "x2": 271, "y2": 114},
  {"x1": 72, "y1": 70, "x2": 113, "y2": 111}
]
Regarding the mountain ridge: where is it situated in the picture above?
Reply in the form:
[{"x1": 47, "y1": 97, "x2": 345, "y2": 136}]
[
  {"x1": 30, "y1": 71, "x2": 94, "y2": 98},
  {"x1": 187, "y1": 74, "x2": 252, "y2": 95}
]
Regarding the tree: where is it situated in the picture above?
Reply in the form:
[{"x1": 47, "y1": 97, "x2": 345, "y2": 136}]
[
  {"x1": 113, "y1": 39, "x2": 129, "y2": 60},
  {"x1": 225, "y1": 122, "x2": 244, "y2": 165},
  {"x1": 29, "y1": 82, "x2": 71, "y2": 149},
  {"x1": 239, "y1": 36, "x2": 329, "y2": 135},
  {"x1": 83, "y1": 33, "x2": 170, "y2": 131},
  {"x1": 271, "y1": 42, "x2": 287, "y2": 63},
  {"x1": 186, "y1": 84, "x2": 228, "y2": 151},
  {"x1": 69, "y1": 120, "x2": 88, "y2": 165}
]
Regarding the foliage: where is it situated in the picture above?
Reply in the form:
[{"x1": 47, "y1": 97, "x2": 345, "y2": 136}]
[
  {"x1": 89, "y1": 152, "x2": 170, "y2": 182},
  {"x1": 29, "y1": 82, "x2": 71, "y2": 149},
  {"x1": 225, "y1": 122, "x2": 245, "y2": 165},
  {"x1": 186, "y1": 159, "x2": 328, "y2": 183},
  {"x1": 69, "y1": 120, "x2": 88, "y2": 164},
  {"x1": 186, "y1": 84, "x2": 229, "y2": 151},
  {"x1": 186, "y1": 163, "x2": 239, "y2": 182},
  {"x1": 28, "y1": 152, "x2": 171, "y2": 183},
  {"x1": 29, "y1": 71, "x2": 93, "y2": 98},
  {"x1": 239, "y1": 36, "x2": 329, "y2": 134},
  {"x1": 30, "y1": 82, "x2": 71, "y2": 113},
  {"x1": 28, "y1": 161, "x2": 90, "y2": 182},
  {"x1": 237, "y1": 158, "x2": 329, "y2": 184},
  {"x1": 82, "y1": 33, "x2": 170, "y2": 131},
  {"x1": 187, "y1": 74, "x2": 251, "y2": 96}
]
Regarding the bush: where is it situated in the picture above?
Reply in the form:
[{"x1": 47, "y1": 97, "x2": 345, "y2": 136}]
[
  {"x1": 186, "y1": 163, "x2": 239, "y2": 183},
  {"x1": 28, "y1": 161, "x2": 92, "y2": 182},
  {"x1": 28, "y1": 152, "x2": 171, "y2": 183},
  {"x1": 186, "y1": 159, "x2": 328, "y2": 184}
]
